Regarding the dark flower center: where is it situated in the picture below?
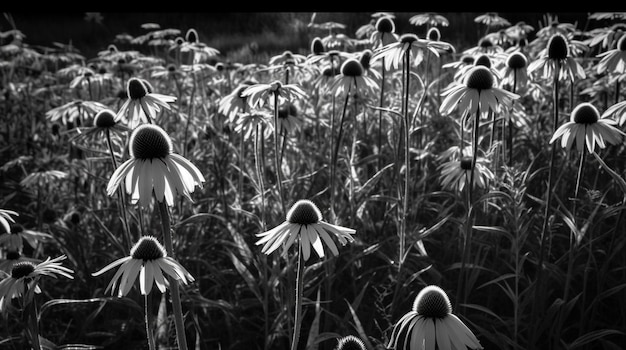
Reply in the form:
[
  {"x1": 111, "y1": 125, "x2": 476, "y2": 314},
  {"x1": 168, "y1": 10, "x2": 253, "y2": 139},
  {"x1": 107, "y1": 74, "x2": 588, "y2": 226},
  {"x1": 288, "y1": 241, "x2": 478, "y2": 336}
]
[
  {"x1": 311, "y1": 37, "x2": 325, "y2": 54},
  {"x1": 376, "y1": 17, "x2": 395, "y2": 33},
  {"x1": 413, "y1": 285, "x2": 452, "y2": 318},
  {"x1": 474, "y1": 54, "x2": 492, "y2": 68},
  {"x1": 479, "y1": 38, "x2": 494, "y2": 49},
  {"x1": 460, "y1": 156, "x2": 474, "y2": 170},
  {"x1": 572, "y1": 103, "x2": 599, "y2": 124},
  {"x1": 359, "y1": 50, "x2": 373, "y2": 70},
  {"x1": 186, "y1": 29, "x2": 198, "y2": 43},
  {"x1": 12, "y1": 224, "x2": 23, "y2": 234},
  {"x1": 427, "y1": 27, "x2": 441, "y2": 41},
  {"x1": 281, "y1": 51, "x2": 294, "y2": 60},
  {"x1": 341, "y1": 58, "x2": 364, "y2": 77},
  {"x1": 465, "y1": 66, "x2": 494, "y2": 90},
  {"x1": 287, "y1": 200, "x2": 322, "y2": 225},
  {"x1": 83, "y1": 71, "x2": 93, "y2": 78},
  {"x1": 278, "y1": 103, "x2": 298, "y2": 119},
  {"x1": 94, "y1": 109, "x2": 117, "y2": 128},
  {"x1": 335, "y1": 335, "x2": 366, "y2": 350},
  {"x1": 461, "y1": 55, "x2": 475, "y2": 65},
  {"x1": 130, "y1": 124, "x2": 172, "y2": 159},
  {"x1": 507, "y1": 52, "x2": 528, "y2": 69},
  {"x1": 11, "y1": 261, "x2": 36, "y2": 279},
  {"x1": 167, "y1": 64, "x2": 177, "y2": 72},
  {"x1": 548, "y1": 34, "x2": 568, "y2": 59},
  {"x1": 127, "y1": 78, "x2": 148, "y2": 100},
  {"x1": 131, "y1": 236, "x2": 166, "y2": 260},
  {"x1": 400, "y1": 33, "x2": 419, "y2": 45}
]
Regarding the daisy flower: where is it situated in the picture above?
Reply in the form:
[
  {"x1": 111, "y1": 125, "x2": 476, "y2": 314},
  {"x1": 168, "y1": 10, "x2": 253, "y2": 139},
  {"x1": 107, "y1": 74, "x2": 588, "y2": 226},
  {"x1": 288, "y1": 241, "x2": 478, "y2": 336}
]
[
  {"x1": 372, "y1": 33, "x2": 453, "y2": 71},
  {"x1": 369, "y1": 16, "x2": 399, "y2": 50},
  {"x1": 0, "y1": 224, "x2": 51, "y2": 253},
  {"x1": 500, "y1": 51, "x2": 529, "y2": 92},
  {"x1": 0, "y1": 255, "x2": 74, "y2": 312},
  {"x1": 462, "y1": 37, "x2": 504, "y2": 58},
  {"x1": 527, "y1": 33, "x2": 586, "y2": 83},
  {"x1": 440, "y1": 65, "x2": 519, "y2": 123},
  {"x1": 584, "y1": 22, "x2": 626, "y2": 51},
  {"x1": 474, "y1": 12, "x2": 510, "y2": 29},
  {"x1": 106, "y1": 124, "x2": 205, "y2": 208},
  {"x1": 550, "y1": 102, "x2": 624, "y2": 153},
  {"x1": 242, "y1": 80, "x2": 308, "y2": 110},
  {"x1": 234, "y1": 112, "x2": 273, "y2": 142},
  {"x1": 92, "y1": 236, "x2": 194, "y2": 297},
  {"x1": 277, "y1": 101, "x2": 303, "y2": 135},
  {"x1": 178, "y1": 28, "x2": 220, "y2": 64},
  {"x1": 218, "y1": 83, "x2": 254, "y2": 124},
  {"x1": 69, "y1": 108, "x2": 130, "y2": 147},
  {"x1": 438, "y1": 155, "x2": 494, "y2": 193},
  {"x1": 596, "y1": 35, "x2": 626, "y2": 75},
  {"x1": 505, "y1": 21, "x2": 535, "y2": 42},
  {"x1": 0, "y1": 250, "x2": 41, "y2": 274},
  {"x1": 0, "y1": 209, "x2": 18, "y2": 236},
  {"x1": 387, "y1": 285, "x2": 483, "y2": 350},
  {"x1": 46, "y1": 100, "x2": 108, "y2": 127},
  {"x1": 335, "y1": 335, "x2": 366, "y2": 350},
  {"x1": 20, "y1": 169, "x2": 68, "y2": 189},
  {"x1": 115, "y1": 77, "x2": 177, "y2": 129},
  {"x1": 255, "y1": 199, "x2": 356, "y2": 261},
  {"x1": 409, "y1": 12, "x2": 450, "y2": 28},
  {"x1": 328, "y1": 58, "x2": 379, "y2": 98}
]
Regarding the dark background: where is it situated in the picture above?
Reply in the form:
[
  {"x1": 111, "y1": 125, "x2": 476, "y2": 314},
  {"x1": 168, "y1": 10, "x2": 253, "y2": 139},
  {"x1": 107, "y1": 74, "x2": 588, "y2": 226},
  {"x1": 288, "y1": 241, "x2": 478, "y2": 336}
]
[{"x1": 2, "y1": 12, "x2": 594, "y2": 62}]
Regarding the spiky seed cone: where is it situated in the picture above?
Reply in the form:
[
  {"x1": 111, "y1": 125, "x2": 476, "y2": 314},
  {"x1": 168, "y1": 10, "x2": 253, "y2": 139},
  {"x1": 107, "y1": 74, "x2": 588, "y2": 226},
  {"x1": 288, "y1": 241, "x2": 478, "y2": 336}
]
[
  {"x1": 130, "y1": 124, "x2": 172, "y2": 160},
  {"x1": 507, "y1": 52, "x2": 528, "y2": 69},
  {"x1": 413, "y1": 285, "x2": 452, "y2": 318},
  {"x1": 287, "y1": 200, "x2": 322, "y2": 225},
  {"x1": 572, "y1": 102, "x2": 599, "y2": 124},
  {"x1": 548, "y1": 34, "x2": 568, "y2": 60},
  {"x1": 11, "y1": 261, "x2": 36, "y2": 279},
  {"x1": 341, "y1": 58, "x2": 364, "y2": 77},
  {"x1": 94, "y1": 109, "x2": 117, "y2": 128},
  {"x1": 375, "y1": 17, "x2": 395, "y2": 33},
  {"x1": 131, "y1": 236, "x2": 166, "y2": 260},
  {"x1": 465, "y1": 66, "x2": 494, "y2": 90},
  {"x1": 127, "y1": 77, "x2": 148, "y2": 100}
]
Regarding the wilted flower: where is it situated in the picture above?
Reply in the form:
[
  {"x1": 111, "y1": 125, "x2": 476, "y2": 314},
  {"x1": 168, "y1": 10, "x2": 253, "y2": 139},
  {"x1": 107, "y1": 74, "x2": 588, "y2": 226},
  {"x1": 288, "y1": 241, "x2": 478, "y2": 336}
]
[
  {"x1": 372, "y1": 33, "x2": 453, "y2": 71},
  {"x1": 92, "y1": 235, "x2": 194, "y2": 296},
  {"x1": 387, "y1": 285, "x2": 483, "y2": 350},
  {"x1": 46, "y1": 100, "x2": 108, "y2": 127},
  {"x1": 438, "y1": 155, "x2": 494, "y2": 193},
  {"x1": 0, "y1": 210, "x2": 18, "y2": 236},
  {"x1": 255, "y1": 199, "x2": 356, "y2": 261},
  {"x1": 409, "y1": 12, "x2": 450, "y2": 28},
  {"x1": 328, "y1": 58, "x2": 379, "y2": 98},
  {"x1": 527, "y1": 33, "x2": 586, "y2": 83},
  {"x1": 106, "y1": 124, "x2": 205, "y2": 208},
  {"x1": 242, "y1": 80, "x2": 308, "y2": 109},
  {"x1": 596, "y1": 35, "x2": 626, "y2": 74}
]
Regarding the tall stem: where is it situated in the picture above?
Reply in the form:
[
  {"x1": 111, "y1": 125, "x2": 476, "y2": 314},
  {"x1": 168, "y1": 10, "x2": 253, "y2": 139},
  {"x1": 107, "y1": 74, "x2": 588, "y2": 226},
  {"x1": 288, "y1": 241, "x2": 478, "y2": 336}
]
[
  {"x1": 290, "y1": 240, "x2": 305, "y2": 350},
  {"x1": 106, "y1": 129, "x2": 133, "y2": 250},
  {"x1": 273, "y1": 93, "x2": 286, "y2": 216},
  {"x1": 530, "y1": 60, "x2": 561, "y2": 350},
  {"x1": 330, "y1": 85, "x2": 352, "y2": 223},
  {"x1": 23, "y1": 284, "x2": 41, "y2": 350},
  {"x1": 255, "y1": 124, "x2": 267, "y2": 229},
  {"x1": 157, "y1": 200, "x2": 188, "y2": 350},
  {"x1": 145, "y1": 293, "x2": 156, "y2": 350},
  {"x1": 378, "y1": 58, "x2": 386, "y2": 171}
]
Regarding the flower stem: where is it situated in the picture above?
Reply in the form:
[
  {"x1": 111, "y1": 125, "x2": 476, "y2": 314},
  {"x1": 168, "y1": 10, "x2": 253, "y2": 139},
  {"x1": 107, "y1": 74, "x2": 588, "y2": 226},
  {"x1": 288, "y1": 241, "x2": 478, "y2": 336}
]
[
  {"x1": 378, "y1": 58, "x2": 386, "y2": 171},
  {"x1": 255, "y1": 124, "x2": 267, "y2": 229},
  {"x1": 330, "y1": 84, "x2": 352, "y2": 223},
  {"x1": 530, "y1": 60, "x2": 561, "y2": 350},
  {"x1": 145, "y1": 293, "x2": 156, "y2": 350},
  {"x1": 157, "y1": 200, "x2": 188, "y2": 350},
  {"x1": 105, "y1": 129, "x2": 133, "y2": 250},
  {"x1": 23, "y1": 284, "x2": 41, "y2": 350},
  {"x1": 290, "y1": 239, "x2": 305, "y2": 350},
  {"x1": 273, "y1": 93, "x2": 286, "y2": 216}
]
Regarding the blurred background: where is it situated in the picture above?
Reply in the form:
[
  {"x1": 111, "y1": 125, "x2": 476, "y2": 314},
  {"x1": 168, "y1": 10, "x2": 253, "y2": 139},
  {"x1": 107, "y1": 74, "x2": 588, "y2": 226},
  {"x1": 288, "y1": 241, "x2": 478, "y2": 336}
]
[{"x1": 3, "y1": 12, "x2": 592, "y2": 62}]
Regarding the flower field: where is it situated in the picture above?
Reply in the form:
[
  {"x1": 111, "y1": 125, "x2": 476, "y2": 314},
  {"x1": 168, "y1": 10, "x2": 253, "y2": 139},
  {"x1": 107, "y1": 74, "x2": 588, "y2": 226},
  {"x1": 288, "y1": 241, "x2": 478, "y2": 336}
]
[{"x1": 2, "y1": 11, "x2": 626, "y2": 350}]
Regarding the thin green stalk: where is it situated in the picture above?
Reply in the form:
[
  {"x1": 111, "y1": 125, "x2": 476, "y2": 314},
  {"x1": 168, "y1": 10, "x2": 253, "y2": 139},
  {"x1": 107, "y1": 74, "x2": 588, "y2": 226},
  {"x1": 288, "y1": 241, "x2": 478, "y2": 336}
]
[
  {"x1": 105, "y1": 129, "x2": 133, "y2": 250},
  {"x1": 255, "y1": 124, "x2": 267, "y2": 229},
  {"x1": 182, "y1": 73, "x2": 197, "y2": 158},
  {"x1": 157, "y1": 200, "x2": 188, "y2": 350},
  {"x1": 330, "y1": 84, "x2": 352, "y2": 223},
  {"x1": 530, "y1": 60, "x2": 561, "y2": 350},
  {"x1": 378, "y1": 58, "x2": 386, "y2": 171},
  {"x1": 23, "y1": 284, "x2": 41, "y2": 350},
  {"x1": 563, "y1": 148, "x2": 586, "y2": 301},
  {"x1": 273, "y1": 93, "x2": 286, "y2": 216},
  {"x1": 399, "y1": 50, "x2": 411, "y2": 269},
  {"x1": 290, "y1": 240, "x2": 305, "y2": 350},
  {"x1": 145, "y1": 293, "x2": 156, "y2": 350}
]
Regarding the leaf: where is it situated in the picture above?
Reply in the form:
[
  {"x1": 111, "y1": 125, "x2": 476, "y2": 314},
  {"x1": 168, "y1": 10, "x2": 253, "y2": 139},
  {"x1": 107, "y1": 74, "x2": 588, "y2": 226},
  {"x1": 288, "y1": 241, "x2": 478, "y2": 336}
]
[
  {"x1": 345, "y1": 301, "x2": 374, "y2": 350},
  {"x1": 305, "y1": 287, "x2": 322, "y2": 350},
  {"x1": 567, "y1": 329, "x2": 625, "y2": 349},
  {"x1": 592, "y1": 152, "x2": 626, "y2": 197}
]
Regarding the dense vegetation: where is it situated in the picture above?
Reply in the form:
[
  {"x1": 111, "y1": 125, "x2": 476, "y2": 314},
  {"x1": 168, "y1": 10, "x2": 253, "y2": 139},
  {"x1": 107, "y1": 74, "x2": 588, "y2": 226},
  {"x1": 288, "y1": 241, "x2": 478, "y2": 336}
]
[{"x1": 1, "y1": 11, "x2": 626, "y2": 350}]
